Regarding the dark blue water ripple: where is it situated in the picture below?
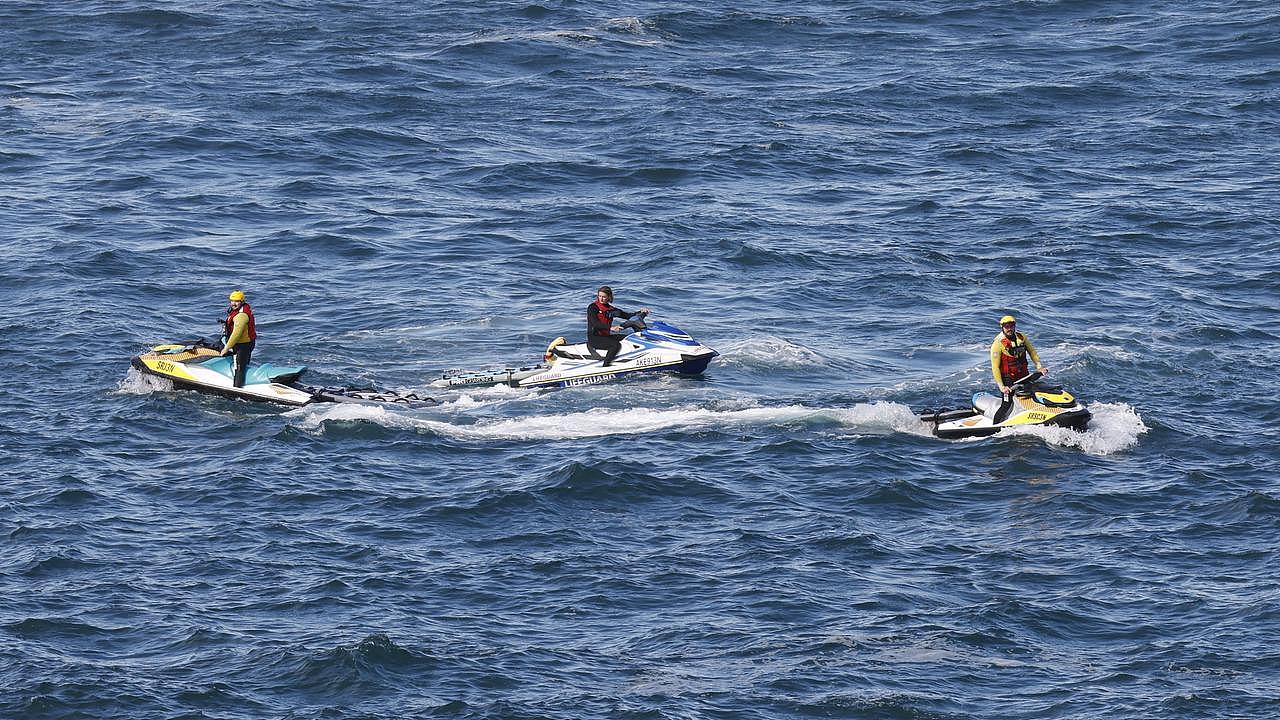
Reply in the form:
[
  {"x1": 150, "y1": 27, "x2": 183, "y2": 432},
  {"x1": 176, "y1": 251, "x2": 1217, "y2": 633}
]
[{"x1": 3, "y1": 1, "x2": 1280, "y2": 718}]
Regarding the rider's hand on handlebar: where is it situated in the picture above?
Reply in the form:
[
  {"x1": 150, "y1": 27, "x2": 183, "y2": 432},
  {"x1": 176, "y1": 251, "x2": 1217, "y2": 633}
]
[{"x1": 1038, "y1": 365, "x2": 1049, "y2": 375}]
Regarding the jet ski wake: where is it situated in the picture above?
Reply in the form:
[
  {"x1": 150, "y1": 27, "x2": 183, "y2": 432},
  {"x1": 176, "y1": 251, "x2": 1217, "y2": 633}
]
[{"x1": 131, "y1": 339, "x2": 435, "y2": 407}]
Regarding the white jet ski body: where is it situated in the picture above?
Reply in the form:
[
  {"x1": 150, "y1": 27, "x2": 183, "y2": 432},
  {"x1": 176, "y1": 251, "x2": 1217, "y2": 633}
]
[{"x1": 438, "y1": 320, "x2": 717, "y2": 390}]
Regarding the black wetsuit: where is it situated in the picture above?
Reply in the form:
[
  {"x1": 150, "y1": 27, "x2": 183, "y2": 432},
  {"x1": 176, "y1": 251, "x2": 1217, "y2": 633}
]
[
  {"x1": 230, "y1": 341, "x2": 255, "y2": 388},
  {"x1": 587, "y1": 300, "x2": 640, "y2": 366}
]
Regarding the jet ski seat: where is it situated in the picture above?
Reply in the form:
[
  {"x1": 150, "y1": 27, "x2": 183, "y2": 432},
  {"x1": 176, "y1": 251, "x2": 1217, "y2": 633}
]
[
  {"x1": 545, "y1": 336, "x2": 608, "y2": 361},
  {"x1": 1013, "y1": 380, "x2": 1062, "y2": 397},
  {"x1": 252, "y1": 363, "x2": 307, "y2": 384},
  {"x1": 972, "y1": 392, "x2": 1006, "y2": 420},
  {"x1": 197, "y1": 356, "x2": 307, "y2": 384},
  {"x1": 550, "y1": 347, "x2": 597, "y2": 361}
]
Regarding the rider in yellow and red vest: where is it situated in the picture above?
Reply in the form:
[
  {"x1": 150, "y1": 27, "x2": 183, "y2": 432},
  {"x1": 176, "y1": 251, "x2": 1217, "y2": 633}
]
[
  {"x1": 990, "y1": 314, "x2": 1047, "y2": 394},
  {"x1": 220, "y1": 290, "x2": 257, "y2": 388}
]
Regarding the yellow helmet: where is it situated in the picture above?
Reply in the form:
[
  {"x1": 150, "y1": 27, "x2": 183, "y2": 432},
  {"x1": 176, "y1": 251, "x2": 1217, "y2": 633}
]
[
  {"x1": 229, "y1": 290, "x2": 246, "y2": 302},
  {"x1": 999, "y1": 314, "x2": 1016, "y2": 325}
]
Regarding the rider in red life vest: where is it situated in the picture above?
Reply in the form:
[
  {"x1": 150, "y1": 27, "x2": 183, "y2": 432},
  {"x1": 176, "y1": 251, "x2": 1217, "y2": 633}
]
[
  {"x1": 990, "y1": 314, "x2": 1047, "y2": 395},
  {"x1": 587, "y1": 285, "x2": 649, "y2": 366},
  {"x1": 220, "y1": 290, "x2": 258, "y2": 388}
]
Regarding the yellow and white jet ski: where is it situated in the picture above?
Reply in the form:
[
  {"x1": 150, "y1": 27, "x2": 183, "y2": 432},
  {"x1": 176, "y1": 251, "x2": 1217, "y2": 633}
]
[
  {"x1": 131, "y1": 339, "x2": 434, "y2": 407},
  {"x1": 918, "y1": 371, "x2": 1090, "y2": 439}
]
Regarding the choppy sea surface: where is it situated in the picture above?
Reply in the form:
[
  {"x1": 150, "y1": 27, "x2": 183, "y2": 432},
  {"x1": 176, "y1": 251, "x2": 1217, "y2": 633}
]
[{"x1": 3, "y1": 2, "x2": 1278, "y2": 718}]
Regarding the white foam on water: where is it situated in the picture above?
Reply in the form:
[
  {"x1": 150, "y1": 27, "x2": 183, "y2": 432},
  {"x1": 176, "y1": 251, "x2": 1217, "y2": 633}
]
[
  {"x1": 1000, "y1": 401, "x2": 1147, "y2": 456},
  {"x1": 1052, "y1": 341, "x2": 1143, "y2": 362},
  {"x1": 715, "y1": 334, "x2": 829, "y2": 370},
  {"x1": 604, "y1": 17, "x2": 647, "y2": 35},
  {"x1": 871, "y1": 643, "x2": 1029, "y2": 668},
  {"x1": 286, "y1": 402, "x2": 411, "y2": 430},
  {"x1": 417, "y1": 381, "x2": 538, "y2": 407},
  {"x1": 438, "y1": 384, "x2": 531, "y2": 408},
  {"x1": 115, "y1": 368, "x2": 173, "y2": 395},
  {"x1": 829, "y1": 402, "x2": 936, "y2": 437},
  {"x1": 283, "y1": 385, "x2": 533, "y2": 423},
  {"x1": 287, "y1": 400, "x2": 932, "y2": 442}
]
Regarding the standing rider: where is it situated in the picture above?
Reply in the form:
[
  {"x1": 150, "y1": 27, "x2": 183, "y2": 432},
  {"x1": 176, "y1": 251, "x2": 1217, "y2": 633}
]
[
  {"x1": 587, "y1": 286, "x2": 649, "y2": 367},
  {"x1": 990, "y1": 314, "x2": 1047, "y2": 395},
  {"x1": 220, "y1": 290, "x2": 257, "y2": 388}
]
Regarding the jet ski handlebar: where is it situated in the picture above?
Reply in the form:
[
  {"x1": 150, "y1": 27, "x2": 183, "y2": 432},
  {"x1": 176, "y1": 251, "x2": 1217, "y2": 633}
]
[
  {"x1": 619, "y1": 312, "x2": 650, "y2": 333},
  {"x1": 1006, "y1": 371, "x2": 1045, "y2": 397},
  {"x1": 1012, "y1": 371, "x2": 1043, "y2": 388}
]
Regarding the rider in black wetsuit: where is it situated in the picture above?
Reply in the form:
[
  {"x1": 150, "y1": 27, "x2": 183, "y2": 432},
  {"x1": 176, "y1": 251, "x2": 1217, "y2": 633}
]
[{"x1": 587, "y1": 286, "x2": 649, "y2": 366}]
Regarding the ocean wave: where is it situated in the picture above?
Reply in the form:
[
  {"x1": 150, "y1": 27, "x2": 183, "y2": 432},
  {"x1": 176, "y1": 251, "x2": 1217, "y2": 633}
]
[
  {"x1": 4, "y1": 616, "x2": 129, "y2": 640},
  {"x1": 19, "y1": 551, "x2": 104, "y2": 578},
  {"x1": 428, "y1": 460, "x2": 732, "y2": 517},
  {"x1": 264, "y1": 633, "x2": 436, "y2": 696},
  {"x1": 91, "y1": 9, "x2": 219, "y2": 31},
  {"x1": 713, "y1": 334, "x2": 829, "y2": 369},
  {"x1": 1185, "y1": 491, "x2": 1280, "y2": 529},
  {"x1": 856, "y1": 478, "x2": 946, "y2": 509},
  {"x1": 7, "y1": 2, "x2": 1277, "y2": 715}
]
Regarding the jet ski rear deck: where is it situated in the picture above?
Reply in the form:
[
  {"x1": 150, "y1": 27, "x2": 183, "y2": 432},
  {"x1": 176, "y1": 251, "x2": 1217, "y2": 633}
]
[{"x1": 132, "y1": 340, "x2": 434, "y2": 407}]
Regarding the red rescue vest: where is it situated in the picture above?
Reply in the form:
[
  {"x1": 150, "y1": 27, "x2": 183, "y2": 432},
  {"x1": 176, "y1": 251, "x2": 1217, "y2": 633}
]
[
  {"x1": 998, "y1": 331, "x2": 1029, "y2": 380},
  {"x1": 590, "y1": 300, "x2": 614, "y2": 337},
  {"x1": 226, "y1": 303, "x2": 258, "y2": 342}
]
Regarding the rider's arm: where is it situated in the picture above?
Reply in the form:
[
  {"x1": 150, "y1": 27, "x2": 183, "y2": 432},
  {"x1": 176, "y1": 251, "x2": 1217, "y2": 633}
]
[
  {"x1": 224, "y1": 312, "x2": 249, "y2": 349},
  {"x1": 990, "y1": 338, "x2": 1004, "y2": 387}
]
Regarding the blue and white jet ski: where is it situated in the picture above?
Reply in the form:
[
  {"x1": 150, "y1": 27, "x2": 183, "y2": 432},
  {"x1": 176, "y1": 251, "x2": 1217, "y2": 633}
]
[
  {"x1": 131, "y1": 339, "x2": 435, "y2": 407},
  {"x1": 437, "y1": 319, "x2": 717, "y2": 389}
]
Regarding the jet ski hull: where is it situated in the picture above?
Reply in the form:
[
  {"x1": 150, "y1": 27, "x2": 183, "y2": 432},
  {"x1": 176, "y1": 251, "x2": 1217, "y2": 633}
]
[
  {"x1": 516, "y1": 349, "x2": 717, "y2": 389},
  {"x1": 438, "y1": 319, "x2": 717, "y2": 390},
  {"x1": 132, "y1": 342, "x2": 435, "y2": 408},
  {"x1": 921, "y1": 375, "x2": 1091, "y2": 440},
  {"x1": 131, "y1": 350, "x2": 316, "y2": 406},
  {"x1": 930, "y1": 406, "x2": 1091, "y2": 440}
]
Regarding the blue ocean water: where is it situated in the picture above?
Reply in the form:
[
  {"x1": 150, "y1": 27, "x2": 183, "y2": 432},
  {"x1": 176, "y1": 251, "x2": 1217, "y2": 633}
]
[{"x1": 2, "y1": 1, "x2": 1278, "y2": 718}]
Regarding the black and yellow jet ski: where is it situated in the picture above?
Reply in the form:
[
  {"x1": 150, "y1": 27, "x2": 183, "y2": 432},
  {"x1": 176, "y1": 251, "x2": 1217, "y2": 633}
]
[
  {"x1": 918, "y1": 371, "x2": 1090, "y2": 439},
  {"x1": 131, "y1": 339, "x2": 435, "y2": 408}
]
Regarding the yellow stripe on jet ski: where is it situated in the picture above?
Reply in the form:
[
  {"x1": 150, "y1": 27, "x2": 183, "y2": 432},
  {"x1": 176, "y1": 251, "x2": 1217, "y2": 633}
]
[
  {"x1": 139, "y1": 356, "x2": 196, "y2": 381},
  {"x1": 1003, "y1": 409, "x2": 1055, "y2": 425}
]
